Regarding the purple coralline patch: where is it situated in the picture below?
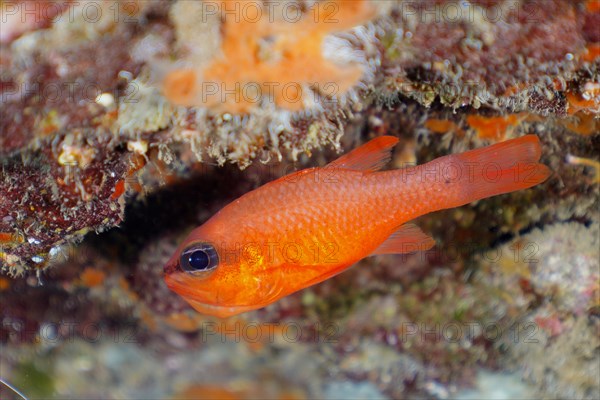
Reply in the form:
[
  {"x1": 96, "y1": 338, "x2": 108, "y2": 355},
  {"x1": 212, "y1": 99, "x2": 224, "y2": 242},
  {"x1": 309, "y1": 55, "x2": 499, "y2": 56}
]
[
  {"x1": 381, "y1": 0, "x2": 595, "y2": 113},
  {"x1": 1, "y1": 132, "x2": 129, "y2": 271}
]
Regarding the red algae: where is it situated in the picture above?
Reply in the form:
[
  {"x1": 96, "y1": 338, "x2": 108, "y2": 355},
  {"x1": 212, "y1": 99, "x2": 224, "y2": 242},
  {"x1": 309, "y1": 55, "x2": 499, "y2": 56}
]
[
  {"x1": 566, "y1": 92, "x2": 599, "y2": 115},
  {"x1": 466, "y1": 114, "x2": 526, "y2": 141},
  {"x1": 79, "y1": 267, "x2": 106, "y2": 288},
  {"x1": 424, "y1": 119, "x2": 465, "y2": 136},
  {"x1": 586, "y1": 0, "x2": 600, "y2": 13},
  {"x1": 110, "y1": 180, "x2": 126, "y2": 201},
  {"x1": 172, "y1": 386, "x2": 242, "y2": 400},
  {"x1": 0, "y1": 276, "x2": 10, "y2": 291},
  {"x1": 582, "y1": 43, "x2": 600, "y2": 63}
]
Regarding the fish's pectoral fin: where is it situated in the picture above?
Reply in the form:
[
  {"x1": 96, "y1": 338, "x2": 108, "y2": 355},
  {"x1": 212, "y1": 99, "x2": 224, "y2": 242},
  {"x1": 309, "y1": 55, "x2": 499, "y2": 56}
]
[
  {"x1": 328, "y1": 136, "x2": 399, "y2": 172},
  {"x1": 371, "y1": 224, "x2": 435, "y2": 255}
]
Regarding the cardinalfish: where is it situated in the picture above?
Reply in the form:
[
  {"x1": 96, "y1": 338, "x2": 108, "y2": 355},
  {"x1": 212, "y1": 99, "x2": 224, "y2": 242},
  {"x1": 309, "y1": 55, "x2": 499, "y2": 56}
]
[{"x1": 164, "y1": 135, "x2": 550, "y2": 317}]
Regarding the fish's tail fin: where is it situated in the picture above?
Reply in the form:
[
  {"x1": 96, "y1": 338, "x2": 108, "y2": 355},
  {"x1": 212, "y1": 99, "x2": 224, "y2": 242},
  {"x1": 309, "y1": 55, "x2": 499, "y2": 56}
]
[{"x1": 455, "y1": 135, "x2": 550, "y2": 203}]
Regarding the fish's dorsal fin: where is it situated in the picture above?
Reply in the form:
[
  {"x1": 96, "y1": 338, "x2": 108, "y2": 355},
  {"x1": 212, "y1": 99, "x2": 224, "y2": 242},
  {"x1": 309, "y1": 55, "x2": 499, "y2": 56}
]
[
  {"x1": 371, "y1": 224, "x2": 435, "y2": 255},
  {"x1": 328, "y1": 136, "x2": 399, "y2": 172}
]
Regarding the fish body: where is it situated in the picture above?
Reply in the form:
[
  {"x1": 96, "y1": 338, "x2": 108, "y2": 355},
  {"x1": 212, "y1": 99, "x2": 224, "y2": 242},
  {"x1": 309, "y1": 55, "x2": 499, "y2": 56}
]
[{"x1": 164, "y1": 135, "x2": 550, "y2": 317}]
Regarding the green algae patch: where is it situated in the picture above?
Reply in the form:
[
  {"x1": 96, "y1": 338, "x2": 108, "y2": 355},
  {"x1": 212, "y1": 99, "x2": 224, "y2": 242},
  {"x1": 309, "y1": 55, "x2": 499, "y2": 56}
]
[{"x1": 14, "y1": 361, "x2": 55, "y2": 399}]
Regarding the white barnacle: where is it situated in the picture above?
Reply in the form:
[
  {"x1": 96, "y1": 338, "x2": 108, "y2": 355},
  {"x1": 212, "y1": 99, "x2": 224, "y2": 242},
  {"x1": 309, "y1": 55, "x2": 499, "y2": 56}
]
[
  {"x1": 48, "y1": 247, "x2": 59, "y2": 256},
  {"x1": 127, "y1": 140, "x2": 149, "y2": 162},
  {"x1": 127, "y1": 139, "x2": 148, "y2": 155},
  {"x1": 95, "y1": 92, "x2": 115, "y2": 108}
]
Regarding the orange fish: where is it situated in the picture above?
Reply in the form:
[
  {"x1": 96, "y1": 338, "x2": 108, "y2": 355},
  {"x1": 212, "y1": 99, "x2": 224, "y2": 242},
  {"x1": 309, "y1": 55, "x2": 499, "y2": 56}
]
[{"x1": 164, "y1": 135, "x2": 550, "y2": 317}]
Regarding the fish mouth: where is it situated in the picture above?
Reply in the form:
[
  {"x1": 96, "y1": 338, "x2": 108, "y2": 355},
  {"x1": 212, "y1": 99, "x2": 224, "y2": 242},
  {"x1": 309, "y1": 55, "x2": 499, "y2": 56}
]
[
  {"x1": 163, "y1": 272, "x2": 246, "y2": 317},
  {"x1": 184, "y1": 297, "x2": 261, "y2": 318}
]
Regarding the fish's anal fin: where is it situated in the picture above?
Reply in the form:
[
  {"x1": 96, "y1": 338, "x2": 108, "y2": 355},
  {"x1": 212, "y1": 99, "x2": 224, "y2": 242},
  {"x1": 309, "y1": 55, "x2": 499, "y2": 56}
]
[
  {"x1": 328, "y1": 136, "x2": 399, "y2": 172},
  {"x1": 371, "y1": 224, "x2": 435, "y2": 255}
]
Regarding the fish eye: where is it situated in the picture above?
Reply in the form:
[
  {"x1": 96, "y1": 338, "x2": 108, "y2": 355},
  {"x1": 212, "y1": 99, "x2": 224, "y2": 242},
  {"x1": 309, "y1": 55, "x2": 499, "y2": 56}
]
[{"x1": 180, "y1": 243, "x2": 219, "y2": 275}]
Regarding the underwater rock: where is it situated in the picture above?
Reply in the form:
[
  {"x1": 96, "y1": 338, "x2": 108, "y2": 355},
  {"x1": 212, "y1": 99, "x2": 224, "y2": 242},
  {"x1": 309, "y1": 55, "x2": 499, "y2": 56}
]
[
  {"x1": 323, "y1": 380, "x2": 388, "y2": 400},
  {"x1": 501, "y1": 316, "x2": 600, "y2": 400},
  {"x1": 0, "y1": 2, "x2": 599, "y2": 399},
  {"x1": 0, "y1": 133, "x2": 129, "y2": 276},
  {"x1": 451, "y1": 370, "x2": 537, "y2": 400},
  {"x1": 479, "y1": 221, "x2": 599, "y2": 316},
  {"x1": 522, "y1": 222, "x2": 599, "y2": 314},
  {"x1": 1, "y1": 0, "x2": 598, "y2": 273},
  {"x1": 473, "y1": 221, "x2": 600, "y2": 399},
  {"x1": 380, "y1": 0, "x2": 597, "y2": 113}
]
